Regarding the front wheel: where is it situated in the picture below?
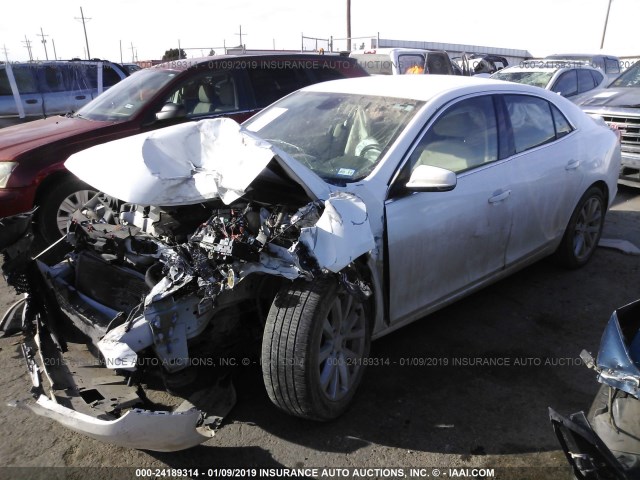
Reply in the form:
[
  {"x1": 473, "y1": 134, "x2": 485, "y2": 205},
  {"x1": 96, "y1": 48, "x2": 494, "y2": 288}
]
[
  {"x1": 555, "y1": 186, "x2": 606, "y2": 269},
  {"x1": 37, "y1": 176, "x2": 114, "y2": 246},
  {"x1": 261, "y1": 276, "x2": 371, "y2": 420}
]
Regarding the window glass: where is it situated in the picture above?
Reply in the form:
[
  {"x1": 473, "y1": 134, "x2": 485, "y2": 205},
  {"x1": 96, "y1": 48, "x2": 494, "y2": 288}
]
[
  {"x1": 37, "y1": 65, "x2": 67, "y2": 93},
  {"x1": 408, "y1": 96, "x2": 498, "y2": 173},
  {"x1": 103, "y1": 65, "x2": 123, "y2": 87},
  {"x1": 0, "y1": 66, "x2": 38, "y2": 94},
  {"x1": 247, "y1": 65, "x2": 309, "y2": 108},
  {"x1": 165, "y1": 70, "x2": 237, "y2": 117},
  {"x1": 504, "y1": 95, "x2": 556, "y2": 153},
  {"x1": 398, "y1": 54, "x2": 425, "y2": 74},
  {"x1": 605, "y1": 58, "x2": 620, "y2": 74},
  {"x1": 551, "y1": 104, "x2": 573, "y2": 139},
  {"x1": 577, "y1": 69, "x2": 595, "y2": 93},
  {"x1": 590, "y1": 70, "x2": 604, "y2": 86},
  {"x1": 245, "y1": 91, "x2": 423, "y2": 184},
  {"x1": 551, "y1": 71, "x2": 578, "y2": 96}
]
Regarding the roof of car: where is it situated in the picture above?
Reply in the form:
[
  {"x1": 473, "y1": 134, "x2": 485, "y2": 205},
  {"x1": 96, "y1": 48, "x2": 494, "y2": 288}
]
[
  {"x1": 299, "y1": 74, "x2": 549, "y2": 101},
  {"x1": 151, "y1": 53, "x2": 356, "y2": 71}
]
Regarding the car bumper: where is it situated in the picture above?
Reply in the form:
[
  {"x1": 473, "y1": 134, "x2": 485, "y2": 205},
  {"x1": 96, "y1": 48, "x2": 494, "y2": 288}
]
[{"x1": 18, "y1": 325, "x2": 235, "y2": 452}]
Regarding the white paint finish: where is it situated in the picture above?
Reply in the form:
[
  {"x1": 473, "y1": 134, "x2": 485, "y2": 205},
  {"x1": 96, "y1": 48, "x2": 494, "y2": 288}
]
[
  {"x1": 29, "y1": 395, "x2": 212, "y2": 452},
  {"x1": 98, "y1": 317, "x2": 154, "y2": 371},
  {"x1": 299, "y1": 193, "x2": 375, "y2": 273}
]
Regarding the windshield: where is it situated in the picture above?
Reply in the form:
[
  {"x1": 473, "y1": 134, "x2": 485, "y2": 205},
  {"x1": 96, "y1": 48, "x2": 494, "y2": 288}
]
[
  {"x1": 492, "y1": 71, "x2": 554, "y2": 88},
  {"x1": 76, "y1": 68, "x2": 178, "y2": 121},
  {"x1": 610, "y1": 61, "x2": 640, "y2": 88},
  {"x1": 245, "y1": 91, "x2": 423, "y2": 185}
]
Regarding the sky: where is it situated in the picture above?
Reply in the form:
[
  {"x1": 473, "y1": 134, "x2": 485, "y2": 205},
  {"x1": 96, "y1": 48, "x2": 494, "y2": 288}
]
[{"x1": 1, "y1": 0, "x2": 638, "y2": 63}]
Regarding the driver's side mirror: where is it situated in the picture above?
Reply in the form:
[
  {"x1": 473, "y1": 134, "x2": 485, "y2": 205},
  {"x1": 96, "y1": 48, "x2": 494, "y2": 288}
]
[
  {"x1": 406, "y1": 164, "x2": 457, "y2": 192},
  {"x1": 156, "y1": 102, "x2": 186, "y2": 121}
]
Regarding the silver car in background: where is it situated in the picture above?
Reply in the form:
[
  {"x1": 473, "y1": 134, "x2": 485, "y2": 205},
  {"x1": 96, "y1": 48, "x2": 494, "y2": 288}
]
[{"x1": 0, "y1": 60, "x2": 128, "y2": 128}]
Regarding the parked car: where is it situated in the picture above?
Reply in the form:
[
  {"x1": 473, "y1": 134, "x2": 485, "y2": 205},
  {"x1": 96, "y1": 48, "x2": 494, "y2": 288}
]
[
  {"x1": 350, "y1": 48, "x2": 455, "y2": 75},
  {"x1": 491, "y1": 62, "x2": 607, "y2": 99},
  {"x1": 0, "y1": 75, "x2": 620, "y2": 451},
  {"x1": 550, "y1": 300, "x2": 640, "y2": 479},
  {"x1": 545, "y1": 54, "x2": 622, "y2": 85},
  {"x1": 0, "y1": 54, "x2": 367, "y2": 245},
  {"x1": 574, "y1": 59, "x2": 640, "y2": 187},
  {"x1": 122, "y1": 63, "x2": 142, "y2": 73},
  {"x1": 0, "y1": 59, "x2": 129, "y2": 128}
]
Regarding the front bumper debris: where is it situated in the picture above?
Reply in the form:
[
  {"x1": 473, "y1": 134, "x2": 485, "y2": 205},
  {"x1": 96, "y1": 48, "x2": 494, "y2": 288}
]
[{"x1": 17, "y1": 323, "x2": 236, "y2": 452}]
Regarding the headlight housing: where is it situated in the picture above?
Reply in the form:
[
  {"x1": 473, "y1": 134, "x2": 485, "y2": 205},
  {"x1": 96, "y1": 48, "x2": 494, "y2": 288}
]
[{"x1": 0, "y1": 162, "x2": 17, "y2": 188}]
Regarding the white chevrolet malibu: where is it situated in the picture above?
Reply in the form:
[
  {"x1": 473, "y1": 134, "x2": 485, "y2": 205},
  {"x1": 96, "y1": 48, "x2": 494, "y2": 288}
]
[{"x1": 1, "y1": 75, "x2": 620, "y2": 451}]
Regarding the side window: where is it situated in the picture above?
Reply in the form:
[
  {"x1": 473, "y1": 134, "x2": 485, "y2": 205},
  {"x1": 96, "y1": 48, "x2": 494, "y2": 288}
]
[
  {"x1": 551, "y1": 104, "x2": 573, "y2": 139},
  {"x1": 37, "y1": 65, "x2": 67, "y2": 93},
  {"x1": 590, "y1": 70, "x2": 604, "y2": 86},
  {"x1": 398, "y1": 54, "x2": 425, "y2": 74},
  {"x1": 103, "y1": 65, "x2": 123, "y2": 87},
  {"x1": 605, "y1": 58, "x2": 620, "y2": 74},
  {"x1": 504, "y1": 95, "x2": 556, "y2": 153},
  {"x1": 0, "y1": 66, "x2": 38, "y2": 94},
  {"x1": 166, "y1": 70, "x2": 238, "y2": 117},
  {"x1": 407, "y1": 96, "x2": 498, "y2": 174},
  {"x1": 247, "y1": 65, "x2": 309, "y2": 108},
  {"x1": 577, "y1": 69, "x2": 595, "y2": 93},
  {"x1": 551, "y1": 70, "x2": 578, "y2": 97}
]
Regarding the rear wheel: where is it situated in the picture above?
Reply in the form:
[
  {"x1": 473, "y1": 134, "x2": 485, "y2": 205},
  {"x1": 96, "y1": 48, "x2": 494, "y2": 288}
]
[
  {"x1": 261, "y1": 276, "x2": 371, "y2": 420},
  {"x1": 555, "y1": 187, "x2": 605, "y2": 269}
]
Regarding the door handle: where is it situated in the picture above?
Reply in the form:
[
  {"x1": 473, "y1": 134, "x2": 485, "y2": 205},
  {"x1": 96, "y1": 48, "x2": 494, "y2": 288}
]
[
  {"x1": 565, "y1": 159, "x2": 580, "y2": 170},
  {"x1": 75, "y1": 95, "x2": 86, "y2": 100},
  {"x1": 25, "y1": 99, "x2": 38, "y2": 104},
  {"x1": 488, "y1": 189, "x2": 511, "y2": 204}
]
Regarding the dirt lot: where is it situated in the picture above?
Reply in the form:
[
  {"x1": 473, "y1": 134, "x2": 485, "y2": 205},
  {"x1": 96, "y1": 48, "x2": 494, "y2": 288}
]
[{"x1": 1, "y1": 188, "x2": 640, "y2": 480}]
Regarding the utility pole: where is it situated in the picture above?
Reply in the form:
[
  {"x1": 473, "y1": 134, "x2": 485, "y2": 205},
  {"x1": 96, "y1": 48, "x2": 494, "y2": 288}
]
[
  {"x1": 75, "y1": 7, "x2": 92, "y2": 59},
  {"x1": 347, "y1": 0, "x2": 352, "y2": 51},
  {"x1": 22, "y1": 35, "x2": 33, "y2": 61},
  {"x1": 235, "y1": 25, "x2": 247, "y2": 47},
  {"x1": 600, "y1": 0, "x2": 613, "y2": 49},
  {"x1": 52, "y1": 39, "x2": 58, "y2": 60},
  {"x1": 120, "y1": 40, "x2": 123, "y2": 63},
  {"x1": 37, "y1": 27, "x2": 49, "y2": 60},
  {"x1": 131, "y1": 42, "x2": 135, "y2": 62}
]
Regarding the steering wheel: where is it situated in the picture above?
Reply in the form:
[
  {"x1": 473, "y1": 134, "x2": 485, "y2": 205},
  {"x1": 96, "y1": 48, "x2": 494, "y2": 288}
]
[{"x1": 359, "y1": 143, "x2": 382, "y2": 162}]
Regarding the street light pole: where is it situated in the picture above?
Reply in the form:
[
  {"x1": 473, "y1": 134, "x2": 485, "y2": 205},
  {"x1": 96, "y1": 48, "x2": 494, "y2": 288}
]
[{"x1": 600, "y1": 0, "x2": 613, "y2": 50}]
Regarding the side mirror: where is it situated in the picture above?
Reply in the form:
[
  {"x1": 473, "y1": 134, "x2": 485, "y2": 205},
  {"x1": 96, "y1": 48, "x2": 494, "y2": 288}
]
[
  {"x1": 156, "y1": 102, "x2": 186, "y2": 121},
  {"x1": 406, "y1": 165, "x2": 457, "y2": 192}
]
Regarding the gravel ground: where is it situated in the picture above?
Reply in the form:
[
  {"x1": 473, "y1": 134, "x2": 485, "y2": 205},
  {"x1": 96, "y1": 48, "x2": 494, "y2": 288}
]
[{"x1": 1, "y1": 187, "x2": 640, "y2": 480}]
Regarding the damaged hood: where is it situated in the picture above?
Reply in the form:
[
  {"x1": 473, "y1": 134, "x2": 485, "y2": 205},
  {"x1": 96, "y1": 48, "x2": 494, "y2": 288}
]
[
  {"x1": 576, "y1": 87, "x2": 640, "y2": 108},
  {"x1": 64, "y1": 118, "x2": 332, "y2": 205}
]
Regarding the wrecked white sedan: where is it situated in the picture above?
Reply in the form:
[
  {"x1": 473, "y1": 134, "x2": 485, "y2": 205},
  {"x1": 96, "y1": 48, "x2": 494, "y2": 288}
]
[{"x1": 0, "y1": 75, "x2": 620, "y2": 451}]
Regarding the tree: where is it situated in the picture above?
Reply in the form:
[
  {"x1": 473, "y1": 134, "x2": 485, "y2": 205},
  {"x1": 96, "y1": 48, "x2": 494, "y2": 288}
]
[{"x1": 162, "y1": 48, "x2": 186, "y2": 61}]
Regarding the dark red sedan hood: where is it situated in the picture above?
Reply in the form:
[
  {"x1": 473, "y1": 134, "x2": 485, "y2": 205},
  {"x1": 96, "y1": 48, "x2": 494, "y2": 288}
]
[{"x1": 0, "y1": 116, "x2": 116, "y2": 159}]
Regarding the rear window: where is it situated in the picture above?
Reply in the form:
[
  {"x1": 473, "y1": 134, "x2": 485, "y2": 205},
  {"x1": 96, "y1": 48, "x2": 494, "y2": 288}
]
[
  {"x1": 247, "y1": 65, "x2": 310, "y2": 108},
  {"x1": 504, "y1": 95, "x2": 556, "y2": 153}
]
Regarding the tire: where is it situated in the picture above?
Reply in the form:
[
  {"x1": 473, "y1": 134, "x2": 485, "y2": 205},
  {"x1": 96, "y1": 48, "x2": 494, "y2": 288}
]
[
  {"x1": 36, "y1": 176, "x2": 104, "y2": 245},
  {"x1": 261, "y1": 276, "x2": 371, "y2": 421},
  {"x1": 555, "y1": 186, "x2": 606, "y2": 269}
]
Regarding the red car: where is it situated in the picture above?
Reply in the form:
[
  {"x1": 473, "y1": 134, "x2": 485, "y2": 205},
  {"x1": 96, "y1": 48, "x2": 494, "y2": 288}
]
[{"x1": 0, "y1": 54, "x2": 367, "y2": 244}]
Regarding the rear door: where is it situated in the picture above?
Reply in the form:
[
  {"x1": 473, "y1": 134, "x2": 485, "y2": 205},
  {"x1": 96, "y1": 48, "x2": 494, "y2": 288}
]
[{"x1": 500, "y1": 94, "x2": 584, "y2": 264}]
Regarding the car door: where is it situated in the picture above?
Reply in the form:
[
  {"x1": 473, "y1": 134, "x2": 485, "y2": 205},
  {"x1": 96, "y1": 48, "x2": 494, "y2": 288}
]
[
  {"x1": 36, "y1": 64, "x2": 79, "y2": 117},
  {"x1": 385, "y1": 95, "x2": 513, "y2": 323},
  {"x1": 500, "y1": 94, "x2": 584, "y2": 264}
]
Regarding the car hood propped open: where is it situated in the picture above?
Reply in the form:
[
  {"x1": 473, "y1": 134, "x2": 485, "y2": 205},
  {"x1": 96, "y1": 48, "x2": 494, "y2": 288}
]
[{"x1": 64, "y1": 118, "x2": 332, "y2": 205}]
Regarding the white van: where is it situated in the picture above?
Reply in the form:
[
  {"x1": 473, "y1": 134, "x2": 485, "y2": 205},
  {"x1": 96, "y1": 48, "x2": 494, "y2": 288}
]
[
  {"x1": 0, "y1": 60, "x2": 128, "y2": 128},
  {"x1": 349, "y1": 48, "x2": 455, "y2": 75}
]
